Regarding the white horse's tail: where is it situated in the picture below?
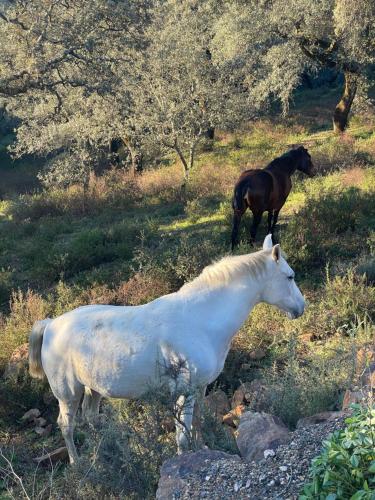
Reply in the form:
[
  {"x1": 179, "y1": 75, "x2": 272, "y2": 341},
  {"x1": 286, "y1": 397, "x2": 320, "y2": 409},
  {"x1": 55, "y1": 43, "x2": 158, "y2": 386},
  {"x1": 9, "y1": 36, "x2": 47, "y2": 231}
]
[{"x1": 29, "y1": 319, "x2": 51, "y2": 379}]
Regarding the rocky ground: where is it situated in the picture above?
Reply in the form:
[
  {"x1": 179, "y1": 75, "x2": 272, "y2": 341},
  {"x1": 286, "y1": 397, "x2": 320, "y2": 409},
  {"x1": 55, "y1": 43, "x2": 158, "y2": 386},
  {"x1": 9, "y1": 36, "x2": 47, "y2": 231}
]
[{"x1": 157, "y1": 411, "x2": 350, "y2": 500}]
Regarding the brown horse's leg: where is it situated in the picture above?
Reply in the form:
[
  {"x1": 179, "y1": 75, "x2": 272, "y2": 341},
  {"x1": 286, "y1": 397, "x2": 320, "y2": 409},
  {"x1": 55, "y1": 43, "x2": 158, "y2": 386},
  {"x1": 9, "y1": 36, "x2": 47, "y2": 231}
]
[
  {"x1": 267, "y1": 211, "x2": 273, "y2": 234},
  {"x1": 231, "y1": 210, "x2": 244, "y2": 251},
  {"x1": 271, "y1": 209, "x2": 280, "y2": 234},
  {"x1": 250, "y1": 211, "x2": 263, "y2": 245}
]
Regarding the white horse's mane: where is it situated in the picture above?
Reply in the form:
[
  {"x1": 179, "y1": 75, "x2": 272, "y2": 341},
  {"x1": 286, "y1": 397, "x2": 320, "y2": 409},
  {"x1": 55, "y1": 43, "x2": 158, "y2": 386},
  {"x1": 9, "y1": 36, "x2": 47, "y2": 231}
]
[{"x1": 180, "y1": 250, "x2": 269, "y2": 292}]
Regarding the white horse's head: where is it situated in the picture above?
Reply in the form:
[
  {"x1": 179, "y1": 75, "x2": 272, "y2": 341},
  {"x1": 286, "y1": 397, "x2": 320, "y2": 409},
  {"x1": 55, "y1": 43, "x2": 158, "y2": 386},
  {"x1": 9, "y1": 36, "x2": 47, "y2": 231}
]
[{"x1": 261, "y1": 234, "x2": 305, "y2": 319}]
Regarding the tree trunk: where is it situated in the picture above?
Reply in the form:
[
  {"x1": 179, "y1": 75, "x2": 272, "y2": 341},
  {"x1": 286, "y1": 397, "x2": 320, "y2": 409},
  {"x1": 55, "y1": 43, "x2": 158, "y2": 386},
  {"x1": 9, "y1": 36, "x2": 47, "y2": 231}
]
[
  {"x1": 205, "y1": 127, "x2": 215, "y2": 140},
  {"x1": 123, "y1": 139, "x2": 143, "y2": 176},
  {"x1": 129, "y1": 149, "x2": 143, "y2": 175},
  {"x1": 173, "y1": 141, "x2": 190, "y2": 182},
  {"x1": 333, "y1": 71, "x2": 358, "y2": 133}
]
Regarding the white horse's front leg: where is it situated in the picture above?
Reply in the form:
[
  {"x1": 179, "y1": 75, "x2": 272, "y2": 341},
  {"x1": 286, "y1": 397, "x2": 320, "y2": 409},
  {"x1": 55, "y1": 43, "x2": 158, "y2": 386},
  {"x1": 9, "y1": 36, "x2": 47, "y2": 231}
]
[
  {"x1": 193, "y1": 385, "x2": 207, "y2": 448},
  {"x1": 174, "y1": 394, "x2": 195, "y2": 454}
]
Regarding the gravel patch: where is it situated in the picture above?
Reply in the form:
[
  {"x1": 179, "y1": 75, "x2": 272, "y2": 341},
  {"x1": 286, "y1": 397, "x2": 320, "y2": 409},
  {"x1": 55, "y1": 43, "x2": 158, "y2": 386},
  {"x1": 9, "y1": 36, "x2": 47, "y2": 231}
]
[{"x1": 159, "y1": 411, "x2": 350, "y2": 499}]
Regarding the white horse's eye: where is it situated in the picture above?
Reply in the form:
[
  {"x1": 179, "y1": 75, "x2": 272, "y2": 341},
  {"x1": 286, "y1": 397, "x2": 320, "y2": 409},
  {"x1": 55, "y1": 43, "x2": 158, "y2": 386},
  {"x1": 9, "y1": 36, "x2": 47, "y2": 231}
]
[{"x1": 287, "y1": 275, "x2": 294, "y2": 281}]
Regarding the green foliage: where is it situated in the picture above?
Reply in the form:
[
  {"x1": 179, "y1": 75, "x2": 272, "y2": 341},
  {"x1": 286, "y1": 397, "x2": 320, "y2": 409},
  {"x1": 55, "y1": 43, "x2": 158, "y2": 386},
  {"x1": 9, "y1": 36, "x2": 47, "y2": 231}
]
[
  {"x1": 214, "y1": 0, "x2": 375, "y2": 127},
  {"x1": 282, "y1": 177, "x2": 375, "y2": 273},
  {"x1": 301, "y1": 404, "x2": 375, "y2": 500},
  {"x1": 262, "y1": 334, "x2": 355, "y2": 428}
]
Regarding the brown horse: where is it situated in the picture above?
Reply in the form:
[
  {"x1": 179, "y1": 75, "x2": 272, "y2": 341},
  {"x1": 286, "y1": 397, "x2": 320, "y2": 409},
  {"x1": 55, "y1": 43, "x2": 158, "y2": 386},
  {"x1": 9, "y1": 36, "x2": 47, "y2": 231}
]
[{"x1": 231, "y1": 146, "x2": 314, "y2": 249}]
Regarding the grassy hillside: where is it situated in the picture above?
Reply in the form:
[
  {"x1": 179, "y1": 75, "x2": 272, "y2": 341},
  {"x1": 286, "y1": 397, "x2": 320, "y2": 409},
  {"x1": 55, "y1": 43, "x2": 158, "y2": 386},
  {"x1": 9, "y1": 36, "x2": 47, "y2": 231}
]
[{"x1": 0, "y1": 88, "x2": 375, "y2": 498}]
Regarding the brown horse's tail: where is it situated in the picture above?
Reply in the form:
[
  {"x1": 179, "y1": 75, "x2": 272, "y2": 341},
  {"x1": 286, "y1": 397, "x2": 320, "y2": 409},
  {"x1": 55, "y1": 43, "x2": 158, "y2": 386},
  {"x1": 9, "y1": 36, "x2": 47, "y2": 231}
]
[
  {"x1": 232, "y1": 184, "x2": 246, "y2": 213},
  {"x1": 29, "y1": 319, "x2": 51, "y2": 379}
]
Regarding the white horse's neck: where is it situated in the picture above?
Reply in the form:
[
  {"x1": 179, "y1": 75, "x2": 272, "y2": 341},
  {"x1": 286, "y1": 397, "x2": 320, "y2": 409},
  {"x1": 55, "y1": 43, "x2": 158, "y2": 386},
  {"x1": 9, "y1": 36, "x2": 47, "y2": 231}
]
[{"x1": 181, "y1": 273, "x2": 264, "y2": 356}]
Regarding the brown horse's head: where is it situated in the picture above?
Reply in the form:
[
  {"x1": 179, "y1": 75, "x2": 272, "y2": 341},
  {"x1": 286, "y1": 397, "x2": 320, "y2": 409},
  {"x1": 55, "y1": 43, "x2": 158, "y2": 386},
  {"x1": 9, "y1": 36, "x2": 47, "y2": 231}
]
[{"x1": 295, "y1": 146, "x2": 314, "y2": 177}]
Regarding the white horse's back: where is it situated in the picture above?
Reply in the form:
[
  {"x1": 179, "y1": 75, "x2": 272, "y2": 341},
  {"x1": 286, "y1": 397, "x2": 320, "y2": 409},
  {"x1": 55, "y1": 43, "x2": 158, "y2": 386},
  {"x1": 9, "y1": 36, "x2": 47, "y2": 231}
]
[{"x1": 42, "y1": 301, "x2": 176, "y2": 399}]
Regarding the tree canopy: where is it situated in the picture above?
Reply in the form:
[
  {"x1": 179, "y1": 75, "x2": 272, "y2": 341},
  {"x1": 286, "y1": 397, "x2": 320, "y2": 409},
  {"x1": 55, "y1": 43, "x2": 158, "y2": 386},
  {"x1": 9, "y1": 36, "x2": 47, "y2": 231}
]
[
  {"x1": 214, "y1": 0, "x2": 375, "y2": 131},
  {"x1": 0, "y1": 0, "x2": 374, "y2": 186}
]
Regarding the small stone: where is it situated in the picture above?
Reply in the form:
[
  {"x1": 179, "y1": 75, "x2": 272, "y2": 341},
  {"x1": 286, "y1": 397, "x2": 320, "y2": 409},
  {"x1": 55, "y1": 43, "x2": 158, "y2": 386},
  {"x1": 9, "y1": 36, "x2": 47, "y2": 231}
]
[
  {"x1": 205, "y1": 476, "x2": 210, "y2": 481},
  {"x1": 234, "y1": 481, "x2": 240, "y2": 492},
  {"x1": 241, "y1": 363, "x2": 252, "y2": 370},
  {"x1": 267, "y1": 480, "x2": 275, "y2": 487},
  {"x1": 34, "y1": 424, "x2": 52, "y2": 437},
  {"x1": 245, "y1": 479, "x2": 251, "y2": 488},
  {"x1": 263, "y1": 449, "x2": 276, "y2": 459},
  {"x1": 279, "y1": 465, "x2": 288, "y2": 472},
  {"x1": 34, "y1": 417, "x2": 47, "y2": 427},
  {"x1": 249, "y1": 348, "x2": 267, "y2": 360},
  {"x1": 21, "y1": 408, "x2": 41, "y2": 422}
]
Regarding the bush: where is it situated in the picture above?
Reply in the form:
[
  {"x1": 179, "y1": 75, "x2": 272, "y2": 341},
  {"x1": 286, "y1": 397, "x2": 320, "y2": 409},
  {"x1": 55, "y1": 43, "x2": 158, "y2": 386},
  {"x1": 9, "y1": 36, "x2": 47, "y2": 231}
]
[
  {"x1": 300, "y1": 270, "x2": 375, "y2": 340},
  {"x1": 282, "y1": 183, "x2": 375, "y2": 272},
  {"x1": 312, "y1": 134, "x2": 359, "y2": 174},
  {"x1": 301, "y1": 404, "x2": 375, "y2": 500},
  {"x1": 6, "y1": 170, "x2": 142, "y2": 222},
  {"x1": 262, "y1": 335, "x2": 355, "y2": 428},
  {"x1": 0, "y1": 289, "x2": 48, "y2": 371}
]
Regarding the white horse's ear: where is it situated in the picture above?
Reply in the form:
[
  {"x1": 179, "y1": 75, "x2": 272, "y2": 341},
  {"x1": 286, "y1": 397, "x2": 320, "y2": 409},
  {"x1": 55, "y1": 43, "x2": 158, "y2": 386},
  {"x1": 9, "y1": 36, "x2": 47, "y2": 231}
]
[
  {"x1": 272, "y1": 244, "x2": 281, "y2": 262},
  {"x1": 263, "y1": 234, "x2": 273, "y2": 250}
]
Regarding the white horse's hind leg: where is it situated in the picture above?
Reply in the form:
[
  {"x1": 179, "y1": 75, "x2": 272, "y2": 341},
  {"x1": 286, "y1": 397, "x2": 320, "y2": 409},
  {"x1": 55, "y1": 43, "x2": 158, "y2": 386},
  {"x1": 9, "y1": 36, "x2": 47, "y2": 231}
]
[
  {"x1": 175, "y1": 394, "x2": 195, "y2": 454},
  {"x1": 57, "y1": 398, "x2": 81, "y2": 464},
  {"x1": 82, "y1": 387, "x2": 102, "y2": 421}
]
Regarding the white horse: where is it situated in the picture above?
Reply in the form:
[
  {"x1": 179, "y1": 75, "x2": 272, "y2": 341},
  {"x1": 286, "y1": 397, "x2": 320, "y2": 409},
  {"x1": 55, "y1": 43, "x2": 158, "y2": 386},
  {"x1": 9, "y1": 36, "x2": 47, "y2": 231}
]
[{"x1": 29, "y1": 235, "x2": 305, "y2": 464}]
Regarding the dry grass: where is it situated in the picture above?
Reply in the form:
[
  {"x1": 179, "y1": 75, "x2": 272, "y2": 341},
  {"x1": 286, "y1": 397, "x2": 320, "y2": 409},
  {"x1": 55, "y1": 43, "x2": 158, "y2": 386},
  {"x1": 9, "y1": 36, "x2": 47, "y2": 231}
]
[
  {"x1": 188, "y1": 161, "x2": 240, "y2": 200},
  {"x1": 138, "y1": 163, "x2": 183, "y2": 200},
  {"x1": 0, "y1": 290, "x2": 47, "y2": 371},
  {"x1": 115, "y1": 272, "x2": 172, "y2": 306},
  {"x1": 342, "y1": 166, "x2": 367, "y2": 187}
]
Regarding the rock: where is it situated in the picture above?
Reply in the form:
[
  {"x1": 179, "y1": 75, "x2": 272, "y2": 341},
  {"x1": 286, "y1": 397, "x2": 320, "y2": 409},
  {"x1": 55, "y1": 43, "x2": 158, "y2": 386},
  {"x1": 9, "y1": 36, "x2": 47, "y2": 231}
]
[
  {"x1": 263, "y1": 449, "x2": 275, "y2": 458},
  {"x1": 222, "y1": 405, "x2": 245, "y2": 427},
  {"x1": 236, "y1": 412, "x2": 290, "y2": 462},
  {"x1": 248, "y1": 348, "x2": 267, "y2": 361},
  {"x1": 34, "y1": 424, "x2": 52, "y2": 437},
  {"x1": 231, "y1": 382, "x2": 253, "y2": 408},
  {"x1": 205, "y1": 390, "x2": 230, "y2": 421},
  {"x1": 296, "y1": 411, "x2": 346, "y2": 429},
  {"x1": 3, "y1": 343, "x2": 29, "y2": 381},
  {"x1": 342, "y1": 389, "x2": 366, "y2": 409},
  {"x1": 231, "y1": 379, "x2": 269, "y2": 411},
  {"x1": 240, "y1": 363, "x2": 252, "y2": 371},
  {"x1": 153, "y1": 412, "x2": 350, "y2": 499},
  {"x1": 21, "y1": 408, "x2": 41, "y2": 422},
  {"x1": 34, "y1": 417, "x2": 47, "y2": 427},
  {"x1": 33, "y1": 447, "x2": 69, "y2": 465},
  {"x1": 156, "y1": 449, "x2": 240, "y2": 500}
]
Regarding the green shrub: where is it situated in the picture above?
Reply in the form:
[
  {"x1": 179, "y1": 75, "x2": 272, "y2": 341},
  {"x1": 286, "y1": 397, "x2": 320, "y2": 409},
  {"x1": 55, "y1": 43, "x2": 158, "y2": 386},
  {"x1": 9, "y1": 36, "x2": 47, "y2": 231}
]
[
  {"x1": 261, "y1": 334, "x2": 356, "y2": 428},
  {"x1": 282, "y1": 184, "x2": 375, "y2": 273},
  {"x1": 301, "y1": 404, "x2": 375, "y2": 500},
  {"x1": 358, "y1": 259, "x2": 375, "y2": 284},
  {"x1": 6, "y1": 172, "x2": 142, "y2": 222}
]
